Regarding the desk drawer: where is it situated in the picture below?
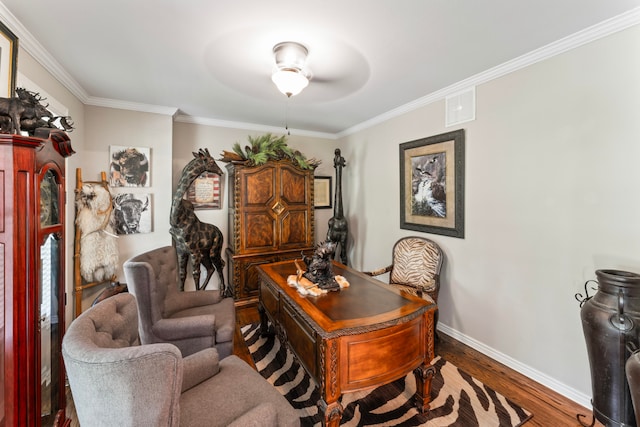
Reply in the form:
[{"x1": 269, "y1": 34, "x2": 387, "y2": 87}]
[{"x1": 282, "y1": 300, "x2": 317, "y2": 379}]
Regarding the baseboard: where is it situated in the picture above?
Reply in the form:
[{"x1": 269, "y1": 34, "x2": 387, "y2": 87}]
[{"x1": 437, "y1": 323, "x2": 592, "y2": 409}]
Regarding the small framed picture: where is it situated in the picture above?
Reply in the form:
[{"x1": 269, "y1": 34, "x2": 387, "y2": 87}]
[
  {"x1": 109, "y1": 146, "x2": 151, "y2": 187},
  {"x1": 185, "y1": 171, "x2": 223, "y2": 210},
  {"x1": 314, "y1": 176, "x2": 332, "y2": 209}
]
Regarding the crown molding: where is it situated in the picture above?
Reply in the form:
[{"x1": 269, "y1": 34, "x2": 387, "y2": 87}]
[
  {"x1": 174, "y1": 114, "x2": 338, "y2": 140},
  {"x1": 85, "y1": 96, "x2": 178, "y2": 116},
  {"x1": 337, "y1": 7, "x2": 640, "y2": 138},
  {"x1": 2, "y1": 1, "x2": 638, "y2": 138},
  {"x1": 0, "y1": 2, "x2": 90, "y2": 102}
]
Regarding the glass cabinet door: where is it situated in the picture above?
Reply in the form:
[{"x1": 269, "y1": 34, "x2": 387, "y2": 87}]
[
  {"x1": 40, "y1": 234, "x2": 60, "y2": 425},
  {"x1": 39, "y1": 168, "x2": 63, "y2": 426},
  {"x1": 40, "y1": 170, "x2": 60, "y2": 227}
]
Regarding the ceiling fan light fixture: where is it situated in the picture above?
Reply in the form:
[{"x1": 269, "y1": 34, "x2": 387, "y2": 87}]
[
  {"x1": 271, "y1": 68, "x2": 309, "y2": 97},
  {"x1": 272, "y1": 41, "x2": 310, "y2": 97}
]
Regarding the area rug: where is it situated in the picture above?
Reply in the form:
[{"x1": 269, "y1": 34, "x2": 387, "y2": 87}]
[{"x1": 242, "y1": 323, "x2": 532, "y2": 427}]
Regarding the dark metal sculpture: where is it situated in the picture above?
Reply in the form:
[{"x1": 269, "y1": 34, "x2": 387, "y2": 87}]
[
  {"x1": 0, "y1": 87, "x2": 74, "y2": 135},
  {"x1": 170, "y1": 149, "x2": 227, "y2": 294},
  {"x1": 302, "y1": 241, "x2": 340, "y2": 291},
  {"x1": 327, "y1": 148, "x2": 349, "y2": 265}
]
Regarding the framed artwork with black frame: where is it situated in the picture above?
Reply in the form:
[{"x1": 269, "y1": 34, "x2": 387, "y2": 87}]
[
  {"x1": 399, "y1": 129, "x2": 465, "y2": 238},
  {"x1": 314, "y1": 176, "x2": 332, "y2": 209},
  {"x1": 0, "y1": 20, "x2": 18, "y2": 98}
]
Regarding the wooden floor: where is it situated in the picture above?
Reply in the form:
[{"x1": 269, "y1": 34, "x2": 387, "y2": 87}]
[{"x1": 235, "y1": 304, "x2": 602, "y2": 427}]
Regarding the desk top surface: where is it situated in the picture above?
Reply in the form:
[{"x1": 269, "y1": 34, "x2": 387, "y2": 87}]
[{"x1": 257, "y1": 259, "x2": 435, "y2": 333}]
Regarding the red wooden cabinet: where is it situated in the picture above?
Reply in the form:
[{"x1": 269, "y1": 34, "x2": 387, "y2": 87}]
[{"x1": 0, "y1": 129, "x2": 74, "y2": 426}]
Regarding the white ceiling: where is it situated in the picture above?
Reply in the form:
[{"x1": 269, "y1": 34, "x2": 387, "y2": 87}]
[{"x1": 2, "y1": 1, "x2": 640, "y2": 137}]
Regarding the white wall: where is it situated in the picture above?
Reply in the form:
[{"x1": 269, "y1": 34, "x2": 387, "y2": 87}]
[{"x1": 338, "y1": 24, "x2": 640, "y2": 406}]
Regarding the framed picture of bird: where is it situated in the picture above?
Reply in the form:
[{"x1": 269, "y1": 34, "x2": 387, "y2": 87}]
[{"x1": 400, "y1": 129, "x2": 465, "y2": 238}]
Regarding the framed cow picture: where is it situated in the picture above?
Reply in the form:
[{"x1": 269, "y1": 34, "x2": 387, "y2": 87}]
[
  {"x1": 112, "y1": 193, "x2": 153, "y2": 235},
  {"x1": 109, "y1": 145, "x2": 151, "y2": 187}
]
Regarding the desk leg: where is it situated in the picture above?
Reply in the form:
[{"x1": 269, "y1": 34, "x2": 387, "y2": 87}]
[
  {"x1": 318, "y1": 399, "x2": 343, "y2": 427},
  {"x1": 414, "y1": 307, "x2": 436, "y2": 413},
  {"x1": 319, "y1": 338, "x2": 343, "y2": 426},
  {"x1": 413, "y1": 363, "x2": 436, "y2": 413}
]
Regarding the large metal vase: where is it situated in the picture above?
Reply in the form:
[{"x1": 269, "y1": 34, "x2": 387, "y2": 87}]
[{"x1": 581, "y1": 269, "x2": 640, "y2": 427}]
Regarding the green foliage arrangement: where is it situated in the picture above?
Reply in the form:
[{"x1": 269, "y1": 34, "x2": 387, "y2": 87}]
[{"x1": 227, "y1": 133, "x2": 320, "y2": 170}]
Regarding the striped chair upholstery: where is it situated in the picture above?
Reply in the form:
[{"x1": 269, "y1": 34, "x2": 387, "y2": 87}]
[{"x1": 365, "y1": 236, "x2": 443, "y2": 304}]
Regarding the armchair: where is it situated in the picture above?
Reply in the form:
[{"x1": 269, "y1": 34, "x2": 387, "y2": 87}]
[
  {"x1": 364, "y1": 236, "x2": 443, "y2": 303},
  {"x1": 365, "y1": 236, "x2": 443, "y2": 331},
  {"x1": 124, "y1": 245, "x2": 235, "y2": 358},
  {"x1": 62, "y1": 293, "x2": 299, "y2": 427}
]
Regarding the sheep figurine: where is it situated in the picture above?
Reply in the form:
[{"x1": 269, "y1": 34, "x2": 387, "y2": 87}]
[{"x1": 75, "y1": 183, "x2": 119, "y2": 282}]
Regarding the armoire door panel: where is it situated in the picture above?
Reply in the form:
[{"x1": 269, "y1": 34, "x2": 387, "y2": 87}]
[
  {"x1": 280, "y1": 211, "x2": 309, "y2": 246},
  {"x1": 280, "y1": 167, "x2": 308, "y2": 205},
  {"x1": 244, "y1": 212, "x2": 277, "y2": 250},
  {"x1": 243, "y1": 167, "x2": 276, "y2": 206}
]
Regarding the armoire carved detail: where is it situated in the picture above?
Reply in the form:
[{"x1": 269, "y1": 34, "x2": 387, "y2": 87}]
[{"x1": 226, "y1": 160, "x2": 315, "y2": 304}]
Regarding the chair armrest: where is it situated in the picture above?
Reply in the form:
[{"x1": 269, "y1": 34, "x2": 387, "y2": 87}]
[
  {"x1": 181, "y1": 347, "x2": 220, "y2": 392},
  {"x1": 169, "y1": 289, "x2": 223, "y2": 313},
  {"x1": 363, "y1": 265, "x2": 392, "y2": 277},
  {"x1": 63, "y1": 342, "x2": 183, "y2": 426},
  {"x1": 152, "y1": 315, "x2": 216, "y2": 340}
]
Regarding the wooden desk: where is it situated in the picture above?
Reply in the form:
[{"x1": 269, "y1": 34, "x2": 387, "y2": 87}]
[{"x1": 257, "y1": 260, "x2": 436, "y2": 427}]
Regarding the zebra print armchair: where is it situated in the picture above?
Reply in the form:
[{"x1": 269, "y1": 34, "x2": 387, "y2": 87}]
[{"x1": 364, "y1": 236, "x2": 443, "y2": 304}]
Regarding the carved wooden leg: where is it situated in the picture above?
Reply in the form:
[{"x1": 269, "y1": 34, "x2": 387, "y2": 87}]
[
  {"x1": 413, "y1": 363, "x2": 436, "y2": 413},
  {"x1": 318, "y1": 399, "x2": 343, "y2": 427}
]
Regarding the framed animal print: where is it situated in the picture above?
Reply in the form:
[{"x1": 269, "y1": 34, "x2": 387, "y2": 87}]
[
  {"x1": 399, "y1": 129, "x2": 465, "y2": 238},
  {"x1": 112, "y1": 193, "x2": 152, "y2": 235},
  {"x1": 109, "y1": 145, "x2": 151, "y2": 187}
]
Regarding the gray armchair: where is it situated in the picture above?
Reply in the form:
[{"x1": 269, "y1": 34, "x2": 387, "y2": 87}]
[
  {"x1": 62, "y1": 293, "x2": 299, "y2": 427},
  {"x1": 124, "y1": 245, "x2": 235, "y2": 358}
]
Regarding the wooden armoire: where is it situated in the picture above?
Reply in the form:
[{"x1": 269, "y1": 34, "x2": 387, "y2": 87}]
[
  {"x1": 226, "y1": 160, "x2": 315, "y2": 305},
  {"x1": 0, "y1": 129, "x2": 75, "y2": 426}
]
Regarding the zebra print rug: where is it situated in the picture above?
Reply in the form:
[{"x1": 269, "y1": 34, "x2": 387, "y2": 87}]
[{"x1": 242, "y1": 323, "x2": 532, "y2": 427}]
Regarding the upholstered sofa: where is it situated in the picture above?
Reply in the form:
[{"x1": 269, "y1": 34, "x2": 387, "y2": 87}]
[
  {"x1": 124, "y1": 245, "x2": 235, "y2": 358},
  {"x1": 62, "y1": 293, "x2": 299, "y2": 427}
]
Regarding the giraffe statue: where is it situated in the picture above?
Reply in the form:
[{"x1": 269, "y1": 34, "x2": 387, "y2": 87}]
[
  {"x1": 170, "y1": 148, "x2": 228, "y2": 295},
  {"x1": 327, "y1": 148, "x2": 349, "y2": 265}
]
